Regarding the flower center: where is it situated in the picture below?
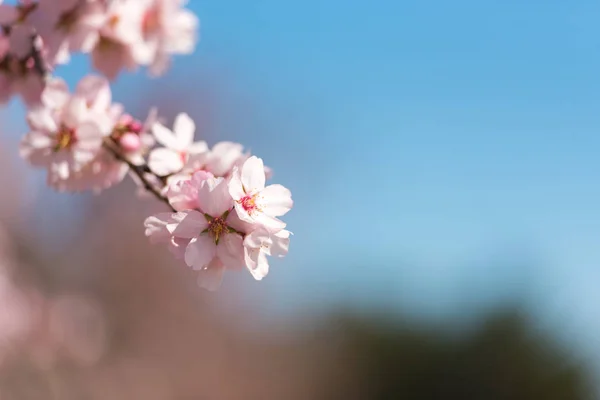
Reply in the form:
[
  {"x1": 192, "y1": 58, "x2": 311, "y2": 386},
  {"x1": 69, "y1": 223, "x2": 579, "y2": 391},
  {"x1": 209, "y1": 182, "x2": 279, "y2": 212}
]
[
  {"x1": 207, "y1": 216, "x2": 227, "y2": 245},
  {"x1": 239, "y1": 194, "x2": 259, "y2": 214},
  {"x1": 54, "y1": 125, "x2": 76, "y2": 151}
]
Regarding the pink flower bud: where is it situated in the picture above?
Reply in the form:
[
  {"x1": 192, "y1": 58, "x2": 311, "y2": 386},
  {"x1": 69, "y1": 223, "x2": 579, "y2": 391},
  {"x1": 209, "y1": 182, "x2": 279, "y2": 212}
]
[{"x1": 119, "y1": 132, "x2": 141, "y2": 153}]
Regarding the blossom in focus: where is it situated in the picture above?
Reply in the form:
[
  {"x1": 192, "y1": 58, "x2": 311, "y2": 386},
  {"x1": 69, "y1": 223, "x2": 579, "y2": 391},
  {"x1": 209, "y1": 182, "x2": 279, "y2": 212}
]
[
  {"x1": 229, "y1": 156, "x2": 293, "y2": 229},
  {"x1": 145, "y1": 165, "x2": 293, "y2": 290},
  {"x1": 243, "y1": 227, "x2": 290, "y2": 280},
  {"x1": 133, "y1": 0, "x2": 199, "y2": 76},
  {"x1": 147, "y1": 112, "x2": 208, "y2": 176}
]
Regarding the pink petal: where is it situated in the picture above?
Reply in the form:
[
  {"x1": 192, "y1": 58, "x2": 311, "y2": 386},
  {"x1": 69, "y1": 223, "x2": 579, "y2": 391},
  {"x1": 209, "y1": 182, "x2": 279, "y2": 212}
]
[
  {"x1": 42, "y1": 79, "x2": 70, "y2": 109},
  {"x1": 173, "y1": 113, "x2": 195, "y2": 148},
  {"x1": 241, "y1": 156, "x2": 266, "y2": 193},
  {"x1": 184, "y1": 236, "x2": 216, "y2": 271},
  {"x1": 259, "y1": 184, "x2": 293, "y2": 217},
  {"x1": 75, "y1": 75, "x2": 110, "y2": 110},
  {"x1": 197, "y1": 177, "x2": 233, "y2": 217},
  {"x1": 216, "y1": 233, "x2": 245, "y2": 270},
  {"x1": 172, "y1": 210, "x2": 208, "y2": 239},
  {"x1": 168, "y1": 237, "x2": 190, "y2": 260},
  {"x1": 196, "y1": 259, "x2": 225, "y2": 291},
  {"x1": 62, "y1": 97, "x2": 87, "y2": 127},
  {"x1": 144, "y1": 213, "x2": 173, "y2": 244}
]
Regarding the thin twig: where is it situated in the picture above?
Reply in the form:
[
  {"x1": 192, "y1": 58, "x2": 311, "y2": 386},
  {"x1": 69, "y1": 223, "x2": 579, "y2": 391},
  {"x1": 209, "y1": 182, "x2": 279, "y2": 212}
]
[{"x1": 103, "y1": 138, "x2": 175, "y2": 212}]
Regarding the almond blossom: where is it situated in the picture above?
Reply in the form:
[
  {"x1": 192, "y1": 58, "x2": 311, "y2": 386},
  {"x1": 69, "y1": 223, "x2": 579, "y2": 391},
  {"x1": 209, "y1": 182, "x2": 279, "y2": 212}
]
[
  {"x1": 31, "y1": 0, "x2": 106, "y2": 65},
  {"x1": 243, "y1": 227, "x2": 291, "y2": 281},
  {"x1": 147, "y1": 112, "x2": 208, "y2": 176},
  {"x1": 171, "y1": 176, "x2": 245, "y2": 275},
  {"x1": 90, "y1": 0, "x2": 146, "y2": 79},
  {"x1": 229, "y1": 156, "x2": 293, "y2": 230},
  {"x1": 145, "y1": 167, "x2": 293, "y2": 290},
  {"x1": 2, "y1": 1, "x2": 294, "y2": 292},
  {"x1": 20, "y1": 91, "x2": 106, "y2": 182},
  {"x1": 133, "y1": 0, "x2": 199, "y2": 76}
]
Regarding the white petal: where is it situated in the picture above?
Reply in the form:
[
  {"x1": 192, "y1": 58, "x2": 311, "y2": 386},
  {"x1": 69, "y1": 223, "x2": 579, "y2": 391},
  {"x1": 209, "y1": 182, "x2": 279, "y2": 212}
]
[
  {"x1": 22, "y1": 130, "x2": 53, "y2": 149},
  {"x1": 255, "y1": 213, "x2": 287, "y2": 231},
  {"x1": 184, "y1": 236, "x2": 216, "y2": 271},
  {"x1": 173, "y1": 113, "x2": 195, "y2": 148},
  {"x1": 27, "y1": 108, "x2": 57, "y2": 132},
  {"x1": 259, "y1": 184, "x2": 293, "y2": 217},
  {"x1": 41, "y1": 78, "x2": 70, "y2": 109},
  {"x1": 241, "y1": 156, "x2": 266, "y2": 193},
  {"x1": 228, "y1": 167, "x2": 245, "y2": 200},
  {"x1": 186, "y1": 141, "x2": 208, "y2": 155},
  {"x1": 270, "y1": 230, "x2": 291, "y2": 257},
  {"x1": 148, "y1": 148, "x2": 184, "y2": 176},
  {"x1": 152, "y1": 122, "x2": 181, "y2": 149},
  {"x1": 75, "y1": 122, "x2": 103, "y2": 151},
  {"x1": 249, "y1": 252, "x2": 270, "y2": 281}
]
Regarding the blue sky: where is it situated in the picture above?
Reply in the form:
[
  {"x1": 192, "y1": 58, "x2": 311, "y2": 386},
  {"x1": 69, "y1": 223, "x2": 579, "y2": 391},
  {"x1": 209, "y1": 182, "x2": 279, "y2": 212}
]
[{"x1": 4, "y1": 0, "x2": 600, "y2": 365}]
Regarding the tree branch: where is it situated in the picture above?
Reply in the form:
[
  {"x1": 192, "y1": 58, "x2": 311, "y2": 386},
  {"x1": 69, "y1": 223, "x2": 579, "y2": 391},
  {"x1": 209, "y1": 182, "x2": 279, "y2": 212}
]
[{"x1": 103, "y1": 138, "x2": 175, "y2": 212}]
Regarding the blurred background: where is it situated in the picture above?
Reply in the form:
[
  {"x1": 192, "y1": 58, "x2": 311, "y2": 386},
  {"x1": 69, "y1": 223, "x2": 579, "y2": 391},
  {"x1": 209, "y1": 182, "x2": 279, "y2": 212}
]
[{"x1": 0, "y1": 0, "x2": 600, "y2": 398}]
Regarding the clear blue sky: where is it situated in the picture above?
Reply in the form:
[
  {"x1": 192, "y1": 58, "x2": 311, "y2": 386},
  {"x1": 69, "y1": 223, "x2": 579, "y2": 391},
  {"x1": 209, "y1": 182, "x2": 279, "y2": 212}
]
[{"x1": 4, "y1": 0, "x2": 600, "y2": 367}]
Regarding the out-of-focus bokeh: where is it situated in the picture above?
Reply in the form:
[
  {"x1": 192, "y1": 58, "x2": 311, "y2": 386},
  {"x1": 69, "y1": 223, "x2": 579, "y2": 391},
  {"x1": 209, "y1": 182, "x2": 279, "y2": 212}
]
[{"x1": 1, "y1": 0, "x2": 600, "y2": 398}]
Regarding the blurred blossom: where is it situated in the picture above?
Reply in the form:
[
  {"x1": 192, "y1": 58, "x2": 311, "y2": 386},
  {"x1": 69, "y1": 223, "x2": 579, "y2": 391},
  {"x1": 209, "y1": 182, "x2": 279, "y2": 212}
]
[{"x1": 28, "y1": 293, "x2": 107, "y2": 369}]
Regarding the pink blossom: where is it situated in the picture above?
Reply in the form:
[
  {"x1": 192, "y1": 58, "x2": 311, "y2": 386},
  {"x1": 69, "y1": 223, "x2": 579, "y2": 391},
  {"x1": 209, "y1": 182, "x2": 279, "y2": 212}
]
[
  {"x1": 19, "y1": 76, "x2": 123, "y2": 189},
  {"x1": 133, "y1": 0, "x2": 199, "y2": 76},
  {"x1": 166, "y1": 170, "x2": 213, "y2": 211},
  {"x1": 89, "y1": 0, "x2": 147, "y2": 78},
  {"x1": 243, "y1": 228, "x2": 291, "y2": 280},
  {"x1": 145, "y1": 175, "x2": 250, "y2": 290},
  {"x1": 144, "y1": 211, "x2": 189, "y2": 259},
  {"x1": 147, "y1": 112, "x2": 208, "y2": 176},
  {"x1": 31, "y1": 0, "x2": 106, "y2": 64},
  {"x1": 20, "y1": 96, "x2": 105, "y2": 181},
  {"x1": 229, "y1": 156, "x2": 293, "y2": 230}
]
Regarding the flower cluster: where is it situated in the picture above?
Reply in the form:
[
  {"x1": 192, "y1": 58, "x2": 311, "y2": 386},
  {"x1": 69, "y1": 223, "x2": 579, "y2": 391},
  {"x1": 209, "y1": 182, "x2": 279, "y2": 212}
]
[
  {"x1": 145, "y1": 154, "x2": 292, "y2": 290},
  {"x1": 1, "y1": 1, "x2": 294, "y2": 290}
]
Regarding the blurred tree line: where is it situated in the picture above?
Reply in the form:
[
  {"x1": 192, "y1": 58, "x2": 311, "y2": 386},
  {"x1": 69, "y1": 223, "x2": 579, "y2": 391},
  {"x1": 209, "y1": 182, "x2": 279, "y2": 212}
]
[{"x1": 316, "y1": 310, "x2": 591, "y2": 399}]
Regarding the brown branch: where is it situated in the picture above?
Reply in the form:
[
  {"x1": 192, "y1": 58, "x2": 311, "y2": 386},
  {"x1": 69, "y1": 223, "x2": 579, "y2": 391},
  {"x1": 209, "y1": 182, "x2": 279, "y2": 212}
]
[{"x1": 103, "y1": 138, "x2": 176, "y2": 212}]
